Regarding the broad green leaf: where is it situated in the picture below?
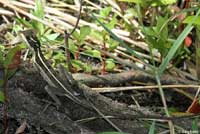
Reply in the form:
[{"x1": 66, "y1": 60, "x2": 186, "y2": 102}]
[
  {"x1": 100, "y1": 7, "x2": 112, "y2": 17},
  {"x1": 108, "y1": 39, "x2": 119, "y2": 51},
  {"x1": 84, "y1": 50, "x2": 102, "y2": 60},
  {"x1": 106, "y1": 59, "x2": 115, "y2": 71},
  {"x1": 72, "y1": 31, "x2": 80, "y2": 41},
  {"x1": 183, "y1": 16, "x2": 200, "y2": 25},
  {"x1": 90, "y1": 30, "x2": 103, "y2": 41},
  {"x1": 142, "y1": 27, "x2": 157, "y2": 37},
  {"x1": 71, "y1": 60, "x2": 92, "y2": 72},
  {"x1": 80, "y1": 26, "x2": 91, "y2": 42},
  {"x1": 148, "y1": 121, "x2": 156, "y2": 134},
  {"x1": 106, "y1": 15, "x2": 117, "y2": 29},
  {"x1": 4, "y1": 44, "x2": 26, "y2": 68},
  {"x1": 124, "y1": 8, "x2": 138, "y2": 19},
  {"x1": 69, "y1": 40, "x2": 78, "y2": 54},
  {"x1": 71, "y1": 60, "x2": 83, "y2": 71},
  {"x1": 44, "y1": 33, "x2": 60, "y2": 41},
  {"x1": 156, "y1": 16, "x2": 168, "y2": 40},
  {"x1": 0, "y1": 91, "x2": 4, "y2": 102},
  {"x1": 83, "y1": 63, "x2": 92, "y2": 73}
]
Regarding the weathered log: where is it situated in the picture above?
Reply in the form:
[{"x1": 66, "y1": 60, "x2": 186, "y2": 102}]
[
  {"x1": 1, "y1": 65, "x2": 196, "y2": 133},
  {"x1": 73, "y1": 71, "x2": 197, "y2": 87}
]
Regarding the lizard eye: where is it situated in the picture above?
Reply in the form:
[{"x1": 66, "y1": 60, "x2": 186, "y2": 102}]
[
  {"x1": 26, "y1": 35, "x2": 41, "y2": 49},
  {"x1": 20, "y1": 29, "x2": 41, "y2": 49}
]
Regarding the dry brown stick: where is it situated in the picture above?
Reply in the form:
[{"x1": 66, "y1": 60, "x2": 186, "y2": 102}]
[
  {"x1": 91, "y1": 85, "x2": 200, "y2": 93},
  {"x1": 64, "y1": 0, "x2": 83, "y2": 72},
  {"x1": 73, "y1": 71, "x2": 197, "y2": 87},
  {"x1": 0, "y1": 0, "x2": 63, "y2": 33}
]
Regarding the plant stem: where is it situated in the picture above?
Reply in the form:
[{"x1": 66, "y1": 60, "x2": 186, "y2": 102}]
[
  {"x1": 64, "y1": 32, "x2": 73, "y2": 72},
  {"x1": 101, "y1": 41, "x2": 106, "y2": 75},
  {"x1": 155, "y1": 71, "x2": 174, "y2": 134}
]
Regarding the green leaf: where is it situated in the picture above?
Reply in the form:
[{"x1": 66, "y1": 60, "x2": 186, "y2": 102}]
[
  {"x1": 158, "y1": 8, "x2": 200, "y2": 76},
  {"x1": 0, "y1": 45, "x2": 5, "y2": 51},
  {"x1": 124, "y1": 8, "x2": 138, "y2": 19},
  {"x1": 100, "y1": 7, "x2": 112, "y2": 17},
  {"x1": 108, "y1": 39, "x2": 119, "y2": 51},
  {"x1": 106, "y1": 59, "x2": 116, "y2": 71},
  {"x1": 148, "y1": 121, "x2": 156, "y2": 134},
  {"x1": 80, "y1": 26, "x2": 91, "y2": 41},
  {"x1": 183, "y1": 16, "x2": 200, "y2": 25},
  {"x1": 0, "y1": 91, "x2": 4, "y2": 102},
  {"x1": 90, "y1": 30, "x2": 103, "y2": 41},
  {"x1": 73, "y1": 60, "x2": 86, "y2": 70},
  {"x1": 4, "y1": 44, "x2": 26, "y2": 68},
  {"x1": 83, "y1": 63, "x2": 92, "y2": 73},
  {"x1": 156, "y1": 16, "x2": 168, "y2": 40},
  {"x1": 31, "y1": 0, "x2": 45, "y2": 35},
  {"x1": 142, "y1": 27, "x2": 157, "y2": 37},
  {"x1": 72, "y1": 31, "x2": 80, "y2": 41},
  {"x1": 71, "y1": 60, "x2": 92, "y2": 72},
  {"x1": 44, "y1": 33, "x2": 60, "y2": 41},
  {"x1": 53, "y1": 51, "x2": 65, "y2": 61},
  {"x1": 84, "y1": 50, "x2": 102, "y2": 60},
  {"x1": 31, "y1": 19, "x2": 45, "y2": 35},
  {"x1": 69, "y1": 39, "x2": 78, "y2": 54},
  {"x1": 106, "y1": 15, "x2": 117, "y2": 29},
  {"x1": 34, "y1": 0, "x2": 45, "y2": 18}
]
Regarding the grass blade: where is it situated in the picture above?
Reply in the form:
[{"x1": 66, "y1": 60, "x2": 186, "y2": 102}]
[
  {"x1": 148, "y1": 121, "x2": 156, "y2": 134},
  {"x1": 158, "y1": 9, "x2": 200, "y2": 76}
]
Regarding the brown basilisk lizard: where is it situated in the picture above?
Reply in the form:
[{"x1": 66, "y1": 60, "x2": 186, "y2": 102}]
[
  {"x1": 19, "y1": 30, "x2": 123, "y2": 132},
  {"x1": 19, "y1": 30, "x2": 92, "y2": 108}
]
